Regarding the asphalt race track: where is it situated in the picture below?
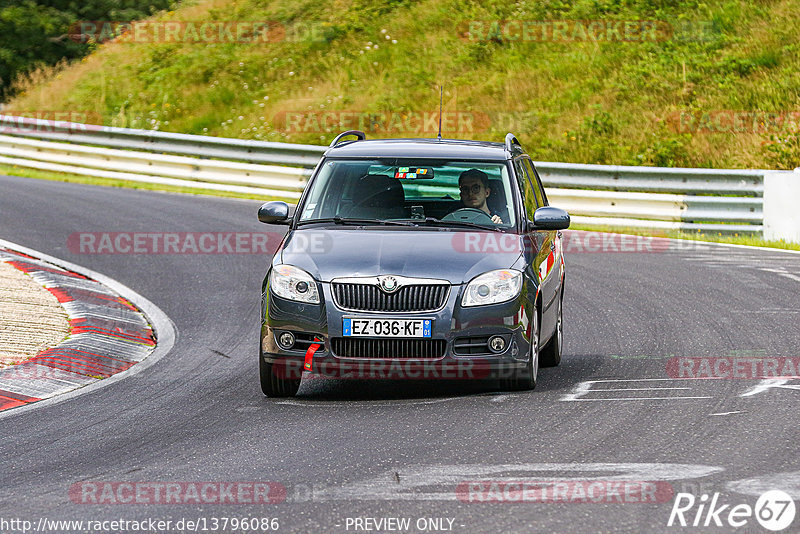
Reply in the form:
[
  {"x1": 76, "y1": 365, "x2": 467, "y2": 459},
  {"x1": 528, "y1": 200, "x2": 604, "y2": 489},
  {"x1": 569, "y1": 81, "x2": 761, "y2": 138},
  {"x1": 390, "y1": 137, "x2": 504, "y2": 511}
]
[{"x1": 1, "y1": 174, "x2": 798, "y2": 533}]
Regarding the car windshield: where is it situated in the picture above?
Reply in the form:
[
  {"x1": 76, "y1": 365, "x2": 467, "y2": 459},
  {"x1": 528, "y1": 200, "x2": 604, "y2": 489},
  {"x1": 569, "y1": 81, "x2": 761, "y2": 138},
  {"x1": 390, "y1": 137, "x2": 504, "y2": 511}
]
[{"x1": 298, "y1": 159, "x2": 516, "y2": 228}]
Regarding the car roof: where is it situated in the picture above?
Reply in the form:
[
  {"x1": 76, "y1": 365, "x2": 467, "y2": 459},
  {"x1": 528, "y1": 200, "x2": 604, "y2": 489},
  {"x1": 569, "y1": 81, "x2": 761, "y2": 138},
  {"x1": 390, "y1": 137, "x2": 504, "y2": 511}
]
[{"x1": 323, "y1": 138, "x2": 515, "y2": 161}]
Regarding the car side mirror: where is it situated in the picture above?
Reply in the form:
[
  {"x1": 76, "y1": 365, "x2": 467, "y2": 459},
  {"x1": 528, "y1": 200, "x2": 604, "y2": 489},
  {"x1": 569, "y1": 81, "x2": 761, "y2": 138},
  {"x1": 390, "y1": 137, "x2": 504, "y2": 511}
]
[
  {"x1": 258, "y1": 201, "x2": 290, "y2": 225},
  {"x1": 529, "y1": 206, "x2": 570, "y2": 231}
]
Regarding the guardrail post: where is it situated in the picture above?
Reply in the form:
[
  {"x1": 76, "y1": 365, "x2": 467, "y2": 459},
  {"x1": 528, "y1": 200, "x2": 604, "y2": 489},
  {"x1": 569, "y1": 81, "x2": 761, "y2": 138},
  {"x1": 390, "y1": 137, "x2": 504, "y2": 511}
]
[{"x1": 763, "y1": 170, "x2": 800, "y2": 243}]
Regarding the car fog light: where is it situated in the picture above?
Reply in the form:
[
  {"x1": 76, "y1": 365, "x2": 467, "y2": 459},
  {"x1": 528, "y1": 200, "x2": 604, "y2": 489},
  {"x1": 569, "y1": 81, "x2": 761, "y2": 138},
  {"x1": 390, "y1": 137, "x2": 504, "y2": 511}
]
[
  {"x1": 489, "y1": 335, "x2": 506, "y2": 353},
  {"x1": 278, "y1": 331, "x2": 296, "y2": 349}
]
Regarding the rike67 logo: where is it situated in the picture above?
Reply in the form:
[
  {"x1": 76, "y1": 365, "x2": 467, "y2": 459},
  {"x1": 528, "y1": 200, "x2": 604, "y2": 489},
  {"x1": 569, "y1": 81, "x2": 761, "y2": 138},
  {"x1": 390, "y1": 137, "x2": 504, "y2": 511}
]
[{"x1": 668, "y1": 490, "x2": 796, "y2": 531}]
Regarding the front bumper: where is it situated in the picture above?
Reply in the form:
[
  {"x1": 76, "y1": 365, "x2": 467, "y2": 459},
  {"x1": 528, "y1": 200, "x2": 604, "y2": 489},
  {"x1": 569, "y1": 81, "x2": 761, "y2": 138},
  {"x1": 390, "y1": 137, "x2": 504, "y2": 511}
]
[{"x1": 261, "y1": 280, "x2": 536, "y2": 380}]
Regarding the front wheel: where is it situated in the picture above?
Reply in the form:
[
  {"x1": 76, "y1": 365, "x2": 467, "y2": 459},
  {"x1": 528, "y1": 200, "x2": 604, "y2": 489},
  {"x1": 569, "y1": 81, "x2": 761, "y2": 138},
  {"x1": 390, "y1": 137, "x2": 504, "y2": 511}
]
[
  {"x1": 540, "y1": 292, "x2": 563, "y2": 368},
  {"x1": 260, "y1": 346, "x2": 301, "y2": 397},
  {"x1": 502, "y1": 312, "x2": 538, "y2": 391}
]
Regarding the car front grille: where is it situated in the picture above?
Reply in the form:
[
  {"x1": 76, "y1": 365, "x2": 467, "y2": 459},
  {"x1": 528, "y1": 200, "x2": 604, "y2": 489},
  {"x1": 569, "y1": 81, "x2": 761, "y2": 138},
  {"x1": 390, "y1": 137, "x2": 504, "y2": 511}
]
[
  {"x1": 331, "y1": 337, "x2": 446, "y2": 359},
  {"x1": 332, "y1": 283, "x2": 449, "y2": 312}
]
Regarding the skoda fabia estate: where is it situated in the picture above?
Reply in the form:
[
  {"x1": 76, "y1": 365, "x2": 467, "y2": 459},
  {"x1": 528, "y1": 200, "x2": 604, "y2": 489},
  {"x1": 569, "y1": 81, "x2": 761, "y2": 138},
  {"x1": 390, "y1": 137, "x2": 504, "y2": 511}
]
[{"x1": 258, "y1": 131, "x2": 570, "y2": 397}]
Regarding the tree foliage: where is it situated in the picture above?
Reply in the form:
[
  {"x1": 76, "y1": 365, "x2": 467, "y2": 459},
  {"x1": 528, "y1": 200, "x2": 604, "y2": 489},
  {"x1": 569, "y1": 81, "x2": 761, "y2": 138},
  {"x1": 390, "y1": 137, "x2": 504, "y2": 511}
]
[{"x1": 0, "y1": 0, "x2": 174, "y2": 99}]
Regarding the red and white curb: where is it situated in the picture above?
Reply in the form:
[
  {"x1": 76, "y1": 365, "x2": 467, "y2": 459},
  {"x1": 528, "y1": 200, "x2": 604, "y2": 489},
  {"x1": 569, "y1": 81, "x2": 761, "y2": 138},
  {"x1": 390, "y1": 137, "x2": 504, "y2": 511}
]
[{"x1": 0, "y1": 240, "x2": 174, "y2": 415}]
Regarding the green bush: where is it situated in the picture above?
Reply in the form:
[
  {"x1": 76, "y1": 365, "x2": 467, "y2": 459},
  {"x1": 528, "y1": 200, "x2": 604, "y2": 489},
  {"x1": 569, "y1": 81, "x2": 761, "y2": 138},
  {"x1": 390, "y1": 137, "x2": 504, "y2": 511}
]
[{"x1": 0, "y1": 0, "x2": 175, "y2": 99}]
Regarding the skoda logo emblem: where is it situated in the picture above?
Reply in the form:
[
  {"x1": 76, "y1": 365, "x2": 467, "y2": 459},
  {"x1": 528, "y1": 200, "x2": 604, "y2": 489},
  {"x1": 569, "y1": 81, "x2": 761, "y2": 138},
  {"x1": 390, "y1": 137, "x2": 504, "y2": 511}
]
[{"x1": 379, "y1": 276, "x2": 399, "y2": 293}]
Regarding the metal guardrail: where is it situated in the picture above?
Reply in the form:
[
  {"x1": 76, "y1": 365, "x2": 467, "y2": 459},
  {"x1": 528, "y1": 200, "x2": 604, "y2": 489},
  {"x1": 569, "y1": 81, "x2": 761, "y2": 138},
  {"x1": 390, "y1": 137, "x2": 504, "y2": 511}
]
[
  {"x1": 0, "y1": 114, "x2": 772, "y2": 234},
  {"x1": 0, "y1": 133, "x2": 309, "y2": 199},
  {"x1": 0, "y1": 114, "x2": 324, "y2": 167},
  {"x1": 535, "y1": 162, "x2": 764, "y2": 195},
  {"x1": 535, "y1": 163, "x2": 766, "y2": 233}
]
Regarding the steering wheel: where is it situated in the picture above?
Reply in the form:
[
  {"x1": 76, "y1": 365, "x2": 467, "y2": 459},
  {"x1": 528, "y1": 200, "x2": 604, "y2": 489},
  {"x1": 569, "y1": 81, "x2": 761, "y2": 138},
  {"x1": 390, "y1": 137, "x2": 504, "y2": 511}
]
[{"x1": 442, "y1": 208, "x2": 495, "y2": 224}]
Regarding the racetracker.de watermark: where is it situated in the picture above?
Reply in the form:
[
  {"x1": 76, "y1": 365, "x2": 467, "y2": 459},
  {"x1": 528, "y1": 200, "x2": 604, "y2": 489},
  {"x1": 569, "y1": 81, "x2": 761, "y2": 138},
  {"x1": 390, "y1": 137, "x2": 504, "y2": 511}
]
[
  {"x1": 67, "y1": 232, "x2": 284, "y2": 255},
  {"x1": 273, "y1": 111, "x2": 491, "y2": 135},
  {"x1": 666, "y1": 356, "x2": 800, "y2": 379},
  {"x1": 68, "y1": 231, "x2": 705, "y2": 256},
  {"x1": 459, "y1": 20, "x2": 672, "y2": 42},
  {"x1": 0, "y1": 112, "x2": 102, "y2": 134},
  {"x1": 666, "y1": 110, "x2": 800, "y2": 134},
  {"x1": 68, "y1": 20, "x2": 328, "y2": 44},
  {"x1": 456, "y1": 480, "x2": 674, "y2": 503},
  {"x1": 271, "y1": 359, "x2": 500, "y2": 380},
  {"x1": 0, "y1": 365, "x2": 82, "y2": 380},
  {"x1": 69, "y1": 21, "x2": 283, "y2": 43},
  {"x1": 69, "y1": 482, "x2": 286, "y2": 504},
  {"x1": 451, "y1": 231, "x2": 698, "y2": 254}
]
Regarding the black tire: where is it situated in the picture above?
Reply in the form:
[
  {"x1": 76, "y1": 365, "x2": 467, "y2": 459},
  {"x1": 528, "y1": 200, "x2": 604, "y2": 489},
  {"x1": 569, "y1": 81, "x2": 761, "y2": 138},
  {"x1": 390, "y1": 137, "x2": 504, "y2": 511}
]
[
  {"x1": 540, "y1": 292, "x2": 563, "y2": 368},
  {"x1": 502, "y1": 311, "x2": 538, "y2": 391},
  {"x1": 260, "y1": 347, "x2": 301, "y2": 397}
]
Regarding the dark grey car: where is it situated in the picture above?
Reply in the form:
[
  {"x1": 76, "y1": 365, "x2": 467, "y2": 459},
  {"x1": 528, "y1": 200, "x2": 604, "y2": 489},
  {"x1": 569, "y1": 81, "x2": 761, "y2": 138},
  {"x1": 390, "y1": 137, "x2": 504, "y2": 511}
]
[{"x1": 258, "y1": 131, "x2": 570, "y2": 397}]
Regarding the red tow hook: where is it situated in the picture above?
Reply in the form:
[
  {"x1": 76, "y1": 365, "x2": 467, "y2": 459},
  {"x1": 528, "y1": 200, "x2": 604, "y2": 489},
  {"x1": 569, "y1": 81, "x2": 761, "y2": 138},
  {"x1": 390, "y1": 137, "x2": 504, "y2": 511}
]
[{"x1": 304, "y1": 337, "x2": 323, "y2": 372}]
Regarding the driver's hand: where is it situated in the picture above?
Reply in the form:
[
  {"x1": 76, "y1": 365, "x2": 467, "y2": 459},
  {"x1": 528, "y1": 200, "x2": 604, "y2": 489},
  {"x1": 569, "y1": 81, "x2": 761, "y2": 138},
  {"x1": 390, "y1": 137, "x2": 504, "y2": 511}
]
[{"x1": 491, "y1": 214, "x2": 503, "y2": 224}]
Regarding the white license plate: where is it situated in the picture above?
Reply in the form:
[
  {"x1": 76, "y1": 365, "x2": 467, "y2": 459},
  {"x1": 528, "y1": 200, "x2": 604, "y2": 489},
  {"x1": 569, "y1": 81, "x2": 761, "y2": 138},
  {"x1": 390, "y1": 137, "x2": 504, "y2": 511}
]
[{"x1": 343, "y1": 318, "x2": 432, "y2": 338}]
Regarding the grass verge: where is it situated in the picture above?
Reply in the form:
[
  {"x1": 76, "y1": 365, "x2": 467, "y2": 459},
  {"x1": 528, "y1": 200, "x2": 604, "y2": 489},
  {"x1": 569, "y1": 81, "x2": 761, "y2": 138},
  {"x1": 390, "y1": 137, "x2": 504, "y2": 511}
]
[
  {"x1": 569, "y1": 223, "x2": 800, "y2": 252},
  {"x1": 6, "y1": 0, "x2": 800, "y2": 170}
]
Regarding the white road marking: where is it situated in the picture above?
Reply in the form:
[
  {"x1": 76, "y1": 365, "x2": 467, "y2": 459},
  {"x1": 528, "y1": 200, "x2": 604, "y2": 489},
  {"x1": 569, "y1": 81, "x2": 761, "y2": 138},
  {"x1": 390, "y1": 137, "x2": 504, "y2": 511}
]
[
  {"x1": 740, "y1": 378, "x2": 800, "y2": 397},
  {"x1": 490, "y1": 394, "x2": 517, "y2": 402},
  {"x1": 0, "y1": 238, "x2": 176, "y2": 422},
  {"x1": 583, "y1": 378, "x2": 703, "y2": 382},
  {"x1": 728, "y1": 471, "x2": 800, "y2": 499},
  {"x1": 756, "y1": 266, "x2": 800, "y2": 282},
  {"x1": 275, "y1": 391, "x2": 526, "y2": 407},
  {"x1": 561, "y1": 379, "x2": 713, "y2": 402},
  {"x1": 709, "y1": 411, "x2": 742, "y2": 416},
  {"x1": 567, "y1": 397, "x2": 712, "y2": 402},
  {"x1": 274, "y1": 397, "x2": 463, "y2": 407},
  {"x1": 591, "y1": 387, "x2": 692, "y2": 391},
  {"x1": 295, "y1": 463, "x2": 724, "y2": 502}
]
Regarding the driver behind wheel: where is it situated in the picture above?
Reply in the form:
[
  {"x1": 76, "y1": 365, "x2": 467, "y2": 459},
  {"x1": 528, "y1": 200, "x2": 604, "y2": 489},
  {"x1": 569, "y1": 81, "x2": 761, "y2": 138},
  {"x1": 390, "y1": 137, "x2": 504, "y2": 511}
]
[{"x1": 458, "y1": 169, "x2": 503, "y2": 224}]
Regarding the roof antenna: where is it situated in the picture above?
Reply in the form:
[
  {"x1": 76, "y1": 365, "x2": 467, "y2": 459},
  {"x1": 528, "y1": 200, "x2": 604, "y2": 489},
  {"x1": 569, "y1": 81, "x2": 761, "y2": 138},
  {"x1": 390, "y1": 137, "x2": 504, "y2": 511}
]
[{"x1": 437, "y1": 85, "x2": 443, "y2": 141}]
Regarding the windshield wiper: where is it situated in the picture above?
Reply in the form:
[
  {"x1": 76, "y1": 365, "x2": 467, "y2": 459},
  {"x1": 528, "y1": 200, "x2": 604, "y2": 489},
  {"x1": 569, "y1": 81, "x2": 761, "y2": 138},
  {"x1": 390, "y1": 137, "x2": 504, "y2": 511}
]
[
  {"x1": 298, "y1": 217, "x2": 416, "y2": 227},
  {"x1": 415, "y1": 217, "x2": 503, "y2": 232},
  {"x1": 299, "y1": 216, "x2": 503, "y2": 231}
]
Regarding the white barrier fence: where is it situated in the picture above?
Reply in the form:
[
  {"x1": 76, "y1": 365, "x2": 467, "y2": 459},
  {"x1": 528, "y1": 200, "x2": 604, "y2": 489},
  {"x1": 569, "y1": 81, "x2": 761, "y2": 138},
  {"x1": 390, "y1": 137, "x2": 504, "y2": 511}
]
[
  {"x1": 763, "y1": 171, "x2": 800, "y2": 243},
  {"x1": 1, "y1": 114, "x2": 797, "y2": 241},
  {"x1": 0, "y1": 134, "x2": 308, "y2": 199},
  {"x1": 535, "y1": 163, "x2": 769, "y2": 234}
]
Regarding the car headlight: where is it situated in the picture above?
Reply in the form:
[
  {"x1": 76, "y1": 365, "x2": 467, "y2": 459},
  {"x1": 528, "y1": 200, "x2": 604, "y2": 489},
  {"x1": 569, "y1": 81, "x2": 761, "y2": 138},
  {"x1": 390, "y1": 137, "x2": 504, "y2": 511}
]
[
  {"x1": 270, "y1": 265, "x2": 320, "y2": 304},
  {"x1": 462, "y1": 269, "x2": 522, "y2": 307}
]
